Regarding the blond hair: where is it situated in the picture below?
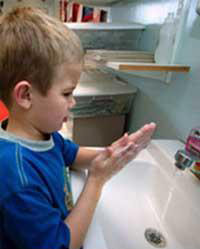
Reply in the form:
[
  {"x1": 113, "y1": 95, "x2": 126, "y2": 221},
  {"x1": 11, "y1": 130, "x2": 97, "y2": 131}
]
[{"x1": 0, "y1": 7, "x2": 84, "y2": 107}]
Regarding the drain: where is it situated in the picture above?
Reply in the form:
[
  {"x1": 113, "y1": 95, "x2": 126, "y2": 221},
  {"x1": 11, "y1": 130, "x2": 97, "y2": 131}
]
[{"x1": 144, "y1": 228, "x2": 167, "y2": 248}]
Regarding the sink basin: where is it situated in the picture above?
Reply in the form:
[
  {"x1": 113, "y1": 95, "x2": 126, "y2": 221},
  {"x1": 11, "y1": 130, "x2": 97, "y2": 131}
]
[{"x1": 71, "y1": 140, "x2": 200, "y2": 249}]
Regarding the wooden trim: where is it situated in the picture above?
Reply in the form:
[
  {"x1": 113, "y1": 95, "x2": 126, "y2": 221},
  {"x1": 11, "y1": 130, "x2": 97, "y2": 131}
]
[
  {"x1": 119, "y1": 64, "x2": 190, "y2": 72},
  {"x1": 107, "y1": 62, "x2": 191, "y2": 73}
]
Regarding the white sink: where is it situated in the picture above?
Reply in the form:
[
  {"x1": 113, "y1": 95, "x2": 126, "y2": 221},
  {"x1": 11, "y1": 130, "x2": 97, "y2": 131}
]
[{"x1": 71, "y1": 140, "x2": 200, "y2": 249}]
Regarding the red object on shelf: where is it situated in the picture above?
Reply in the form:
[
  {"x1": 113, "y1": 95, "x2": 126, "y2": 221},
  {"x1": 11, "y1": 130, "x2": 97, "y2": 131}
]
[
  {"x1": 72, "y1": 3, "x2": 80, "y2": 22},
  {"x1": 64, "y1": 0, "x2": 68, "y2": 22},
  {"x1": 0, "y1": 100, "x2": 9, "y2": 121},
  {"x1": 82, "y1": 7, "x2": 93, "y2": 22},
  {"x1": 67, "y1": 3, "x2": 80, "y2": 22}
]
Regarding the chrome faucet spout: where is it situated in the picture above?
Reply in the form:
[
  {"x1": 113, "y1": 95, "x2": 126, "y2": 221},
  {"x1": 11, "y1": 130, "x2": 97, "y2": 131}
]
[{"x1": 174, "y1": 149, "x2": 196, "y2": 170}]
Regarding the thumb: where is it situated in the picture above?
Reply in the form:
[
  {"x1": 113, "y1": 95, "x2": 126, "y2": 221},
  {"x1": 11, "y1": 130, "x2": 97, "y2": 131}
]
[{"x1": 92, "y1": 146, "x2": 112, "y2": 164}]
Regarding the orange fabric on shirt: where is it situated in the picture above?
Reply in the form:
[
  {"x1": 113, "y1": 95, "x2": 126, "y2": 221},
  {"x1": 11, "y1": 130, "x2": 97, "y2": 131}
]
[{"x1": 0, "y1": 100, "x2": 9, "y2": 121}]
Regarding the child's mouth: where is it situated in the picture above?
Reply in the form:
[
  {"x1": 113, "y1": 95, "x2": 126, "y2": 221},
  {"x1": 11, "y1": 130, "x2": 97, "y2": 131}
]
[{"x1": 63, "y1": 117, "x2": 68, "y2": 122}]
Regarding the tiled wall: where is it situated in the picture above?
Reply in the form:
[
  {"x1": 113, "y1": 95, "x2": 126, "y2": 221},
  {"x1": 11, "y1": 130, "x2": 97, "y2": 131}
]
[{"x1": 74, "y1": 29, "x2": 143, "y2": 50}]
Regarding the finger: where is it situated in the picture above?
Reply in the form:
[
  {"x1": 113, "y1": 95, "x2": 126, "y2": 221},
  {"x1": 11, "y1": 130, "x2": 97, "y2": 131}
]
[
  {"x1": 128, "y1": 129, "x2": 144, "y2": 144},
  {"x1": 92, "y1": 146, "x2": 112, "y2": 164},
  {"x1": 103, "y1": 142, "x2": 134, "y2": 174},
  {"x1": 114, "y1": 141, "x2": 134, "y2": 156},
  {"x1": 140, "y1": 124, "x2": 156, "y2": 142},
  {"x1": 123, "y1": 144, "x2": 141, "y2": 165},
  {"x1": 115, "y1": 143, "x2": 137, "y2": 168},
  {"x1": 140, "y1": 122, "x2": 156, "y2": 137},
  {"x1": 114, "y1": 124, "x2": 156, "y2": 169},
  {"x1": 111, "y1": 133, "x2": 129, "y2": 149},
  {"x1": 140, "y1": 132, "x2": 155, "y2": 147},
  {"x1": 135, "y1": 134, "x2": 152, "y2": 149},
  {"x1": 129, "y1": 122, "x2": 156, "y2": 144},
  {"x1": 112, "y1": 123, "x2": 156, "y2": 150}
]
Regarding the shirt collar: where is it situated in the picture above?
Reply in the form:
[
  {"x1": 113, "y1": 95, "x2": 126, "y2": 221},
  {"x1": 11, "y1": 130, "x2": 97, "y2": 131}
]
[{"x1": 0, "y1": 120, "x2": 54, "y2": 152}]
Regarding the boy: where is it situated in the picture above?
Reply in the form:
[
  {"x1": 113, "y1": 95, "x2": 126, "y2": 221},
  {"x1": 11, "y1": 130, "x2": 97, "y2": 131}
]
[{"x1": 0, "y1": 7, "x2": 156, "y2": 249}]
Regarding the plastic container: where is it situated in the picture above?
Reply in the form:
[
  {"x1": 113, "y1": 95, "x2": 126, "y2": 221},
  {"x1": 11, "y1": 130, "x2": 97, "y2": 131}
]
[
  {"x1": 196, "y1": 0, "x2": 200, "y2": 16},
  {"x1": 185, "y1": 127, "x2": 200, "y2": 175},
  {"x1": 154, "y1": 12, "x2": 176, "y2": 64}
]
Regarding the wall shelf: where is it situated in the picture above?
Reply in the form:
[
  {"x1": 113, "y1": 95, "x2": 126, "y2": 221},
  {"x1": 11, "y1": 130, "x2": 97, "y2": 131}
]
[
  {"x1": 106, "y1": 62, "x2": 190, "y2": 72},
  {"x1": 106, "y1": 61, "x2": 190, "y2": 84},
  {"x1": 86, "y1": 50, "x2": 190, "y2": 84},
  {"x1": 65, "y1": 22, "x2": 145, "y2": 30}
]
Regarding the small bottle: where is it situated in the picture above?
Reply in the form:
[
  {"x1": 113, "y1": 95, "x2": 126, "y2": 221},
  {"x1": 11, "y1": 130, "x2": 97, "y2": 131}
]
[
  {"x1": 154, "y1": 12, "x2": 176, "y2": 64},
  {"x1": 196, "y1": 0, "x2": 200, "y2": 16},
  {"x1": 185, "y1": 127, "x2": 200, "y2": 176}
]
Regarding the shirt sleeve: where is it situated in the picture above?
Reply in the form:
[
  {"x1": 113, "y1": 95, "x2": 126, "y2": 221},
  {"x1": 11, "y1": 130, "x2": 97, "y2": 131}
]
[
  {"x1": 62, "y1": 139, "x2": 79, "y2": 166},
  {"x1": 2, "y1": 187, "x2": 71, "y2": 249},
  {"x1": 53, "y1": 132, "x2": 79, "y2": 166}
]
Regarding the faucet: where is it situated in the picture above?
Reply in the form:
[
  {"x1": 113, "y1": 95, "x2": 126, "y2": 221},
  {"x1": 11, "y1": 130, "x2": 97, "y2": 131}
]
[
  {"x1": 175, "y1": 127, "x2": 200, "y2": 171},
  {"x1": 175, "y1": 149, "x2": 196, "y2": 170}
]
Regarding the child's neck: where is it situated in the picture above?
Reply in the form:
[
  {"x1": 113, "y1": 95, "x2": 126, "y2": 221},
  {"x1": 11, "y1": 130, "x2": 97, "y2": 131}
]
[{"x1": 5, "y1": 116, "x2": 49, "y2": 141}]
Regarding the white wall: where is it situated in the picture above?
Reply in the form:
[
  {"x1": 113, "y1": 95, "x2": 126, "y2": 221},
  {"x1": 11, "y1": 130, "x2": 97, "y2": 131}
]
[
  {"x1": 2, "y1": 0, "x2": 55, "y2": 16},
  {"x1": 110, "y1": 0, "x2": 179, "y2": 24},
  {"x1": 111, "y1": 0, "x2": 200, "y2": 142},
  {"x1": 111, "y1": 0, "x2": 182, "y2": 52}
]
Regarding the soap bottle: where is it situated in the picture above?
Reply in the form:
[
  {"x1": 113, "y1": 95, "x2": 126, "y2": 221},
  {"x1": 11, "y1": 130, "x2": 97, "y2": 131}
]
[
  {"x1": 185, "y1": 127, "x2": 200, "y2": 177},
  {"x1": 154, "y1": 12, "x2": 176, "y2": 64}
]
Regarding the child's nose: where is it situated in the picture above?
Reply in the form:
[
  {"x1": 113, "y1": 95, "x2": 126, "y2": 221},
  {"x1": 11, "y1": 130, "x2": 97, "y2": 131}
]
[{"x1": 69, "y1": 95, "x2": 76, "y2": 108}]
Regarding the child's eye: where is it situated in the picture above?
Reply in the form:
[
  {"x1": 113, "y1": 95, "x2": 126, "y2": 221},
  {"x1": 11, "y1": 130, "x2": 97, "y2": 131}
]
[{"x1": 63, "y1": 92, "x2": 72, "y2": 97}]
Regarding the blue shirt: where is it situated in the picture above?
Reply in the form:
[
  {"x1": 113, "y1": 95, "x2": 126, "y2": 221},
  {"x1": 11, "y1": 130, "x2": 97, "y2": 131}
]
[{"x1": 0, "y1": 124, "x2": 79, "y2": 249}]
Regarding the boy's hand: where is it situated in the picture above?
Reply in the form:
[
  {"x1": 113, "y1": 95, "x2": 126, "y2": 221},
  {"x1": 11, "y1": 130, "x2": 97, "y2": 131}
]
[
  {"x1": 111, "y1": 122, "x2": 156, "y2": 154},
  {"x1": 88, "y1": 122, "x2": 156, "y2": 186},
  {"x1": 88, "y1": 141, "x2": 136, "y2": 185}
]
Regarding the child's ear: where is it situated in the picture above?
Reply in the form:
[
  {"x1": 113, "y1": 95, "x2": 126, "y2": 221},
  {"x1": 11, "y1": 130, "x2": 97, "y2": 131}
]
[{"x1": 13, "y1": 81, "x2": 32, "y2": 109}]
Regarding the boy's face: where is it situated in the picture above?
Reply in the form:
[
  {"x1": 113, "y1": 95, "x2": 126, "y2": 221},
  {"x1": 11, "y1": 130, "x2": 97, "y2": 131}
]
[{"x1": 30, "y1": 62, "x2": 82, "y2": 134}]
